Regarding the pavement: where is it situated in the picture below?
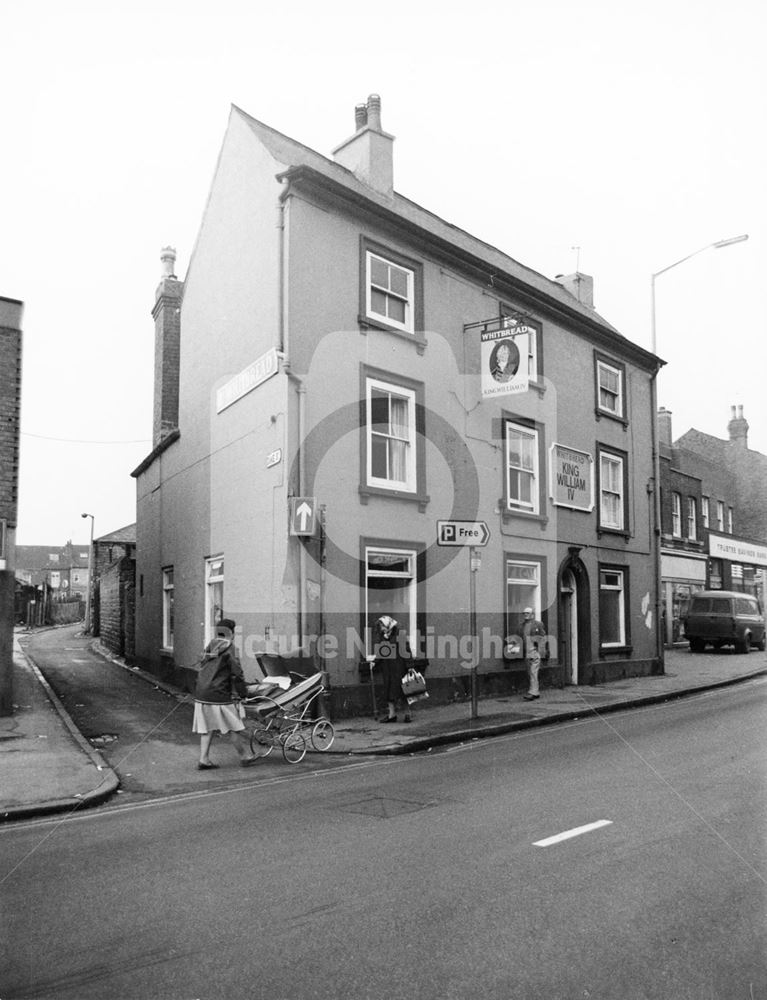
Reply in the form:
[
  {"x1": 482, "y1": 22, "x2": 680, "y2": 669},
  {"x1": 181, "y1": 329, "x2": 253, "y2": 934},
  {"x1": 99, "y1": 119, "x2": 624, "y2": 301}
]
[{"x1": 2, "y1": 626, "x2": 766, "y2": 822}]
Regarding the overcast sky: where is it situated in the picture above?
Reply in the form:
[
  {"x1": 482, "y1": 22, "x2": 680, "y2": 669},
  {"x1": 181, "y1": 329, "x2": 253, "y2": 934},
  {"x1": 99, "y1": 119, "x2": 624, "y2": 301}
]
[{"x1": 3, "y1": 0, "x2": 764, "y2": 545}]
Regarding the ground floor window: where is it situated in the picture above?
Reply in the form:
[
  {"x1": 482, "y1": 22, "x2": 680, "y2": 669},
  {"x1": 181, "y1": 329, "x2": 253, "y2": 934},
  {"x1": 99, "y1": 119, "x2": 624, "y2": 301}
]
[
  {"x1": 599, "y1": 566, "x2": 627, "y2": 648},
  {"x1": 162, "y1": 567, "x2": 174, "y2": 650},
  {"x1": 364, "y1": 546, "x2": 416, "y2": 656},
  {"x1": 205, "y1": 556, "x2": 224, "y2": 645},
  {"x1": 505, "y1": 559, "x2": 541, "y2": 648}
]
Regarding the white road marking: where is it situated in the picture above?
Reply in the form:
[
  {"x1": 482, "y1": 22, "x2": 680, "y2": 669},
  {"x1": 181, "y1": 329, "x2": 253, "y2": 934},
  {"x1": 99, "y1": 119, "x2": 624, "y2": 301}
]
[{"x1": 533, "y1": 819, "x2": 613, "y2": 847}]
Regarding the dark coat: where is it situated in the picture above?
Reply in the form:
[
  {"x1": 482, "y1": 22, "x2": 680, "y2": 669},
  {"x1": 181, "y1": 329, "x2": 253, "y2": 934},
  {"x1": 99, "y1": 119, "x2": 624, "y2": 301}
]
[
  {"x1": 374, "y1": 618, "x2": 411, "y2": 703},
  {"x1": 195, "y1": 638, "x2": 247, "y2": 704}
]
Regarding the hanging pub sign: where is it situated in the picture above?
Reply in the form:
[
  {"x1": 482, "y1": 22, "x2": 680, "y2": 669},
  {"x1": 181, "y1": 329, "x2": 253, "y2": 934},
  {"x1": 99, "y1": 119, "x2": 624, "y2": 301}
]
[
  {"x1": 549, "y1": 443, "x2": 594, "y2": 512},
  {"x1": 480, "y1": 315, "x2": 532, "y2": 398}
]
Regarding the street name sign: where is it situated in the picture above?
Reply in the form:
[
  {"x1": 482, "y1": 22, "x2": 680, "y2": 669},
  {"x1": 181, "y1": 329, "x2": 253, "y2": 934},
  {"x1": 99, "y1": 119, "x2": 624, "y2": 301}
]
[
  {"x1": 437, "y1": 520, "x2": 490, "y2": 546},
  {"x1": 289, "y1": 497, "x2": 318, "y2": 536}
]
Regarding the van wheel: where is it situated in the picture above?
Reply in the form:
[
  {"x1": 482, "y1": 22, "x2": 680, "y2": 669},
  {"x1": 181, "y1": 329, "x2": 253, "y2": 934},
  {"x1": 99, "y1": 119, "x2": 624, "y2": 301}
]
[
  {"x1": 735, "y1": 632, "x2": 751, "y2": 654},
  {"x1": 689, "y1": 638, "x2": 705, "y2": 653},
  {"x1": 757, "y1": 635, "x2": 766, "y2": 652}
]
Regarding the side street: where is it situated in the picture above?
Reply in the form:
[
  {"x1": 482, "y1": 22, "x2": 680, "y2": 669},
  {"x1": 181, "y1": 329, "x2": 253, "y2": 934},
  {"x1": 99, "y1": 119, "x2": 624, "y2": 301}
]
[{"x1": 2, "y1": 623, "x2": 764, "y2": 822}]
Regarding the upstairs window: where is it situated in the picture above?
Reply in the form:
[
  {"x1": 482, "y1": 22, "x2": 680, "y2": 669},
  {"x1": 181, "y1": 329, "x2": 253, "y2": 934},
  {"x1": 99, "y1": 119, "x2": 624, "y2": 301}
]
[
  {"x1": 598, "y1": 449, "x2": 627, "y2": 532},
  {"x1": 360, "y1": 239, "x2": 425, "y2": 349},
  {"x1": 505, "y1": 421, "x2": 539, "y2": 514},
  {"x1": 716, "y1": 501, "x2": 725, "y2": 532},
  {"x1": 594, "y1": 352, "x2": 627, "y2": 422},
  {"x1": 366, "y1": 377, "x2": 416, "y2": 492},
  {"x1": 672, "y1": 492, "x2": 682, "y2": 537},
  {"x1": 597, "y1": 359, "x2": 624, "y2": 417},
  {"x1": 727, "y1": 507, "x2": 734, "y2": 534},
  {"x1": 701, "y1": 496, "x2": 709, "y2": 528},
  {"x1": 687, "y1": 497, "x2": 697, "y2": 540}
]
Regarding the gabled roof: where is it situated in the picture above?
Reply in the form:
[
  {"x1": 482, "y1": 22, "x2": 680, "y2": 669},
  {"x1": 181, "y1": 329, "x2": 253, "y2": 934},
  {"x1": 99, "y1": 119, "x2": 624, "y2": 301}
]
[
  {"x1": 95, "y1": 523, "x2": 136, "y2": 545},
  {"x1": 234, "y1": 105, "x2": 656, "y2": 366}
]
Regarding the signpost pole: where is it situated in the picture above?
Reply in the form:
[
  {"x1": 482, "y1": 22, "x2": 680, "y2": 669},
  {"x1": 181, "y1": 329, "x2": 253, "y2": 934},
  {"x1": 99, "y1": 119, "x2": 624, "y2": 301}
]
[{"x1": 470, "y1": 546, "x2": 479, "y2": 719}]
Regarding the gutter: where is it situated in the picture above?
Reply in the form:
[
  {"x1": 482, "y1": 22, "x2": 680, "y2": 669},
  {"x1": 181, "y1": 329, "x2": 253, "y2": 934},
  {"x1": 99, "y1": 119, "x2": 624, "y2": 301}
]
[{"x1": 276, "y1": 165, "x2": 659, "y2": 371}]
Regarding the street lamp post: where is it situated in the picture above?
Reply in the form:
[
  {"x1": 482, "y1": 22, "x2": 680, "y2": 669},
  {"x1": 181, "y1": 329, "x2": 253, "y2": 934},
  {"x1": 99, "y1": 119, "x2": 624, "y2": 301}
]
[
  {"x1": 650, "y1": 234, "x2": 748, "y2": 655},
  {"x1": 81, "y1": 513, "x2": 95, "y2": 633}
]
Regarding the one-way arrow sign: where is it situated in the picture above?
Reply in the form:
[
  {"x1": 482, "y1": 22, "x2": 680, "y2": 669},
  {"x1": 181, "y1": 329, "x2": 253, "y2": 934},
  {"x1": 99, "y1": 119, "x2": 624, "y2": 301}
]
[
  {"x1": 437, "y1": 520, "x2": 490, "y2": 546},
  {"x1": 289, "y1": 497, "x2": 318, "y2": 536}
]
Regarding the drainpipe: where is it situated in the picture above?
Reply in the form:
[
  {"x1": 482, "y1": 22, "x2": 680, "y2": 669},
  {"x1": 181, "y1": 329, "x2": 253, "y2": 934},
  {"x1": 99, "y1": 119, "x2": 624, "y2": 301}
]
[
  {"x1": 650, "y1": 364, "x2": 665, "y2": 672},
  {"x1": 277, "y1": 178, "x2": 307, "y2": 645}
]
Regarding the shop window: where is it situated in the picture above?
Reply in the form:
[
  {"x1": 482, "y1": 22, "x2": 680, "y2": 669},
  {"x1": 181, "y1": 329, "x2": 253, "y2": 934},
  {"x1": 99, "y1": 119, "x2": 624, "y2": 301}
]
[
  {"x1": 599, "y1": 566, "x2": 629, "y2": 648},
  {"x1": 162, "y1": 567, "x2": 174, "y2": 650},
  {"x1": 505, "y1": 560, "x2": 542, "y2": 656},
  {"x1": 709, "y1": 558, "x2": 723, "y2": 590},
  {"x1": 204, "y1": 556, "x2": 224, "y2": 645},
  {"x1": 364, "y1": 546, "x2": 416, "y2": 657}
]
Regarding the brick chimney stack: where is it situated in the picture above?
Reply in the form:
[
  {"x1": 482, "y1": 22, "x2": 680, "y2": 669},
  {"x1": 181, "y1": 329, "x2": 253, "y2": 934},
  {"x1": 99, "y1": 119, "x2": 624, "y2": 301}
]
[
  {"x1": 657, "y1": 407, "x2": 673, "y2": 448},
  {"x1": 727, "y1": 404, "x2": 749, "y2": 449},
  {"x1": 152, "y1": 246, "x2": 182, "y2": 447},
  {"x1": 332, "y1": 94, "x2": 395, "y2": 197}
]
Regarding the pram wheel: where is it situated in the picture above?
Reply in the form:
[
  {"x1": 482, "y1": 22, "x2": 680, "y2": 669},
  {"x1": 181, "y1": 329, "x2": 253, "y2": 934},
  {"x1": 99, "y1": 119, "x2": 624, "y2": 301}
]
[
  {"x1": 282, "y1": 731, "x2": 307, "y2": 764},
  {"x1": 311, "y1": 719, "x2": 335, "y2": 751},
  {"x1": 250, "y1": 725, "x2": 273, "y2": 757}
]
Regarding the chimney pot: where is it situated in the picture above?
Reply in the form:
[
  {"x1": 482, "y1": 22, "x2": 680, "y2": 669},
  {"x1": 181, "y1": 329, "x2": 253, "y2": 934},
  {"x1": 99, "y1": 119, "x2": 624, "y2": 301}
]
[
  {"x1": 160, "y1": 246, "x2": 177, "y2": 279},
  {"x1": 367, "y1": 94, "x2": 382, "y2": 131},
  {"x1": 332, "y1": 93, "x2": 394, "y2": 196}
]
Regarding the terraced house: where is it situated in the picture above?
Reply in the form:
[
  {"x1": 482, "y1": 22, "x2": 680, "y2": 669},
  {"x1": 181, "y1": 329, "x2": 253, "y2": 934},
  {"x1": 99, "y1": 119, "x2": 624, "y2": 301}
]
[{"x1": 132, "y1": 97, "x2": 663, "y2": 716}]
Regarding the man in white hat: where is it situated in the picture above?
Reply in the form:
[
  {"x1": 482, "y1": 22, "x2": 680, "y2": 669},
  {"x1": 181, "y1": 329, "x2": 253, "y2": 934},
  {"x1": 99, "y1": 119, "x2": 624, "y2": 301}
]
[{"x1": 521, "y1": 607, "x2": 547, "y2": 700}]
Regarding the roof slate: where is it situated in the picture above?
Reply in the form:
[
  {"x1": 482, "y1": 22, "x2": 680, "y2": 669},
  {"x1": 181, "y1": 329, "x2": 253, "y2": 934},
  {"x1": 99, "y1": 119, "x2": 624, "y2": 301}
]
[{"x1": 234, "y1": 104, "x2": 630, "y2": 342}]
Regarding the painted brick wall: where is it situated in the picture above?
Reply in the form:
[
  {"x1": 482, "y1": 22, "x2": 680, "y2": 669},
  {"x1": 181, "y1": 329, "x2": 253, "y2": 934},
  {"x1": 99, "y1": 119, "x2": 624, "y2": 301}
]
[{"x1": 0, "y1": 314, "x2": 22, "y2": 526}]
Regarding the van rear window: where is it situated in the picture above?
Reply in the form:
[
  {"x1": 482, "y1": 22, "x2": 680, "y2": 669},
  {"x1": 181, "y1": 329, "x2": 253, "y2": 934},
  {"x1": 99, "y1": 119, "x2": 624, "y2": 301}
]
[
  {"x1": 690, "y1": 599, "x2": 711, "y2": 613},
  {"x1": 710, "y1": 599, "x2": 731, "y2": 613}
]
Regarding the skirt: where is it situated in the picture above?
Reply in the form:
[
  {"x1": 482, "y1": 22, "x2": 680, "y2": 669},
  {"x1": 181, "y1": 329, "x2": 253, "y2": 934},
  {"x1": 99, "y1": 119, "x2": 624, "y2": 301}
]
[{"x1": 193, "y1": 700, "x2": 246, "y2": 735}]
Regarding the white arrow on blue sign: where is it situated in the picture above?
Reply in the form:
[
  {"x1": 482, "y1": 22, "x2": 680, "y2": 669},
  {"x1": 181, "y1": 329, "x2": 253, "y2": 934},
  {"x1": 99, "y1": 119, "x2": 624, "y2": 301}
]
[
  {"x1": 289, "y1": 497, "x2": 318, "y2": 536},
  {"x1": 437, "y1": 520, "x2": 490, "y2": 546}
]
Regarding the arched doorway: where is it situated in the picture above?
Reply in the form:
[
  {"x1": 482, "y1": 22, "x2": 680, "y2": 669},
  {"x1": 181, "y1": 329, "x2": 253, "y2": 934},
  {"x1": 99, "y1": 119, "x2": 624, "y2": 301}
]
[{"x1": 558, "y1": 550, "x2": 591, "y2": 685}]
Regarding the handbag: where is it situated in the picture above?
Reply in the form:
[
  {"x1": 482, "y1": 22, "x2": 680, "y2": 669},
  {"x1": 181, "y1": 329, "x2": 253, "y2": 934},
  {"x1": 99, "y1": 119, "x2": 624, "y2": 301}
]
[{"x1": 401, "y1": 668, "x2": 427, "y2": 697}]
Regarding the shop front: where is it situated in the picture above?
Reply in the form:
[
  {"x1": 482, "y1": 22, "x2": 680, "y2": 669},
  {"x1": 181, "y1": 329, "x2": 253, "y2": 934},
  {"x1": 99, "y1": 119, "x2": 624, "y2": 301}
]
[{"x1": 708, "y1": 533, "x2": 767, "y2": 606}]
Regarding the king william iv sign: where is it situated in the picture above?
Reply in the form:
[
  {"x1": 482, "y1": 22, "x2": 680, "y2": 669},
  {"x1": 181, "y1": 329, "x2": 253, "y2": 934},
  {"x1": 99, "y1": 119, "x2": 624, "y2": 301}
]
[{"x1": 550, "y1": 444, "x2": 594, "y2": 512}]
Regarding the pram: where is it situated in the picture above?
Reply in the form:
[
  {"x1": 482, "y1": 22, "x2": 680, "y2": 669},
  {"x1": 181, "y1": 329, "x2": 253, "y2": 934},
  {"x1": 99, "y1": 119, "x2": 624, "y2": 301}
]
[{"x1": 243, "y1": 654, "x2": 334, "y2": 764}]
